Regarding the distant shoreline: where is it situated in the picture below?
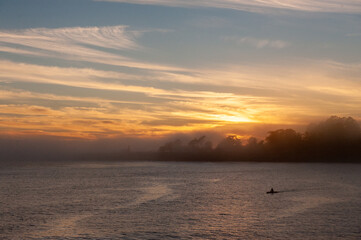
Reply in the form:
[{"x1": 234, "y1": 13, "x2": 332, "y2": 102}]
[{"x1": 1, "y1": 152, "x2": 360, "y2": 169}]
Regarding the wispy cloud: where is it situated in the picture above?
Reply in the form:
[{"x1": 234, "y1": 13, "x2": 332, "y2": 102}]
[
  {"x1": 222, "y1": 36, "x2": 290, "y2": 49},
  {"x1": 96, "y1": 0, "x2": 361, "y2": 13},
  {"x1": 0, "y1": 60, "x2": 176, "y2": 97},
  {"x1": 2, "y1": 58, "x2": 360, "y2": 102},
  {"x1": 0, "y1": 26, "x2": 184, "y2": 72},
  {"x1": 0, "y1": 25, "x2": 138, "y2": 51},
  {"x1": 1, "y1": 56, "x2": 361, "y2": 138},
  {"x1": 0, "y1": 88, "x2": 152, "y2": 106},
  {"x1": 346, "y1": 33, "x2": 361, "y2": 37},
  {"x1": 0, "y1": 60, "x2": 283, "y2": 138}
]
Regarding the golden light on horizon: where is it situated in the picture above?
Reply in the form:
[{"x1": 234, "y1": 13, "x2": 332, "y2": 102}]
[{"x1": 210, "y1": 114, "x2": 255, "y2": 123}]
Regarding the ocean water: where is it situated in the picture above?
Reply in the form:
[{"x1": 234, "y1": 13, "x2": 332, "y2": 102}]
[{"x1": 0, "y1": 161, "x2": 360, "y2": 239}]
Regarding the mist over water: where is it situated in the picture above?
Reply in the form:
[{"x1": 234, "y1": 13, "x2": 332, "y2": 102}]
[{"x1": 1, "y1": 162, "x2": 360, "y2": 239}]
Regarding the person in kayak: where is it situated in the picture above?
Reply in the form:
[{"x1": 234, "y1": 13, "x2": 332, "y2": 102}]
[{"x1": 267, "y1": 188, "x2": 278, "y2": 194}]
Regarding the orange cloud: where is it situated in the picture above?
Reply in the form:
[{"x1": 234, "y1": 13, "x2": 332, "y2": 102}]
[{"x1": 1, "y1": 58, "x2": 361, "y2": 139}]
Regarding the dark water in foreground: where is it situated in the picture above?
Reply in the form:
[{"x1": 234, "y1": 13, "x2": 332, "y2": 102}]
[{"x1": 1, "y1": 162, "x2": 360, "y2": 239}]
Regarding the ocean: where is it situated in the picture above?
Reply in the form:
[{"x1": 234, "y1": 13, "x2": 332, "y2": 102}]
[{"x1": 1, "y1": 161, "x2": 360, "y2": 239}]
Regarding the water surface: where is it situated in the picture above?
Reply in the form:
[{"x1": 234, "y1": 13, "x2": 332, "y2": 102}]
[{"x1": 1, "y1": 162, "x2": 360, "y2": 239}]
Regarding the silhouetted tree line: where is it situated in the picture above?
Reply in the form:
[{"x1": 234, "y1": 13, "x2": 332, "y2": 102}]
[{"x1": 158, "y1": 116, "x2": 361, "y2": 162}]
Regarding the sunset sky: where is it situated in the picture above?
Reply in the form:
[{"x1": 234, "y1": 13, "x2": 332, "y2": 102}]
[{"x1": 1, "y1": 0, "x2": 361, "y2": 140}]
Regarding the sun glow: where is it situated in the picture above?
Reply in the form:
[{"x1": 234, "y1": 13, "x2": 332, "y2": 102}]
[{"x1": 212, "y1": 114, "x2": 255, "y2": 123}]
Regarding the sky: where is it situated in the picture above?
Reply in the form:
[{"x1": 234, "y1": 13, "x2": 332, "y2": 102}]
[{"x1": 0, "y1": 0, "x2": 361, "y2": 142}]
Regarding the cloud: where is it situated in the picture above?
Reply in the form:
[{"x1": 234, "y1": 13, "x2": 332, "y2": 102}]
[
  {"x1": 0, "y1": 26, "x2": 136, "y2": 60},
  {"x1": 0, "y1": 60, "x2": 277, "y2": 102},
  {"x1": 0, "y1": 88, "x2": 152, "y2": 106},
  {"x1": 0, "y1": 26, "x2": 185, "y2": 72},
  {"x1": 346, "y1": 33, "x2": 361, "y2": 37},
  {"x1": 2, "y1": 58, "x2": 361, "y2": 119},
  {"x1": 0, "y1": 61, "x2": 270, "y2": 138},
  {"x1": 1, "y1": 55, "x2": 361, "y2": 139},
  {"x1": 95, "y1": 0, "x2": 361, "y2": 13},
  {"x1": 0, "y1": 60, "x2": 179, "y2": 97},
  {"x1": 222, "y1": 36, "x2": 290, "y2": 49},
  {"x1": 0, "y1": 25, "x2": 138, "y2": 51}
]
